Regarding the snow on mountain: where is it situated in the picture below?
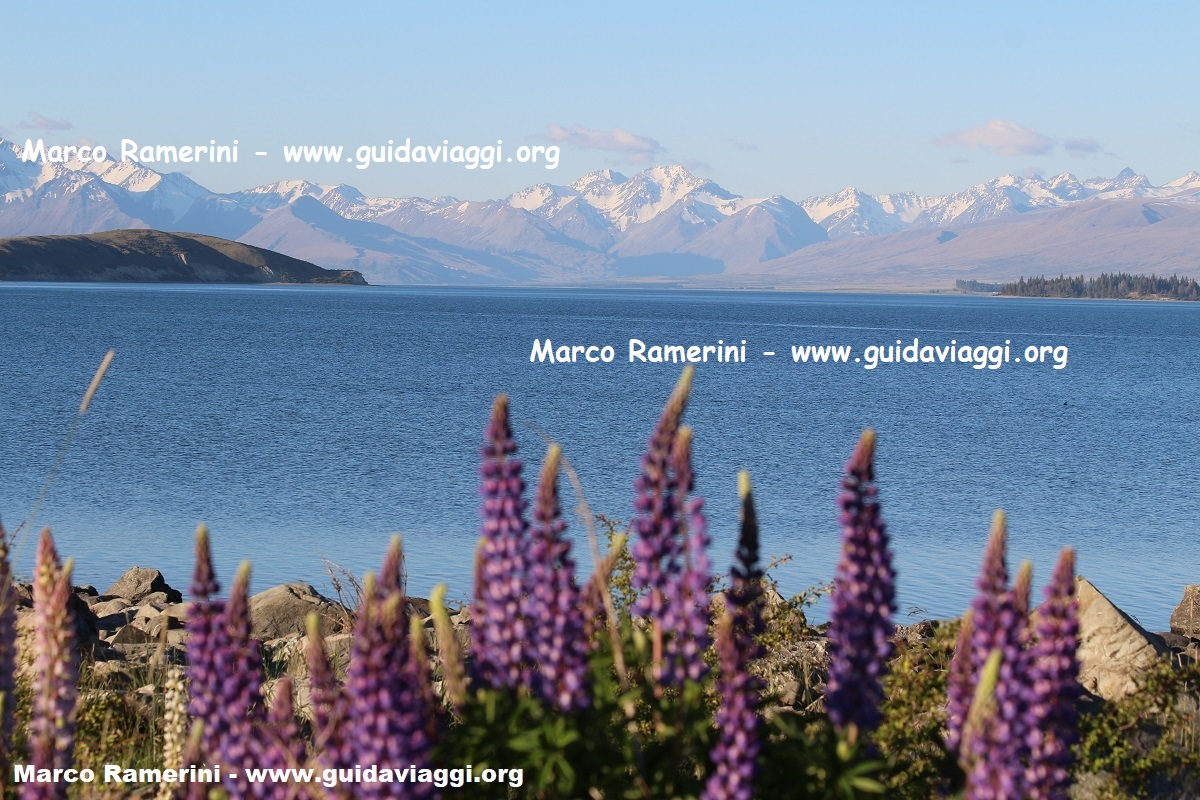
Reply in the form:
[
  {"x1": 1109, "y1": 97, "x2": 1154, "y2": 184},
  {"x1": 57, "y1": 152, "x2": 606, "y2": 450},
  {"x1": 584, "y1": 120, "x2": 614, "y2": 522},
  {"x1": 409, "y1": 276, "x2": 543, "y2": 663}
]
[
  {"x1": 3, "y1": 136, "x2": 1199, "y2": 284},
  {"x1": 1164, "y1": 171, "x2": 1200, "y2": 194},
  {"x1": 0, "y1": 139, "x2": 51, "y2": 201},
  {"x1": 1084, "y1": 167, "x2": 1151, "y2": 194},
  {"x1": 566, "y1": 165, "x2": 739, "y2": 230},
  {"x1": 802, "y1": 188, "x2": 910, "y2": 239}
]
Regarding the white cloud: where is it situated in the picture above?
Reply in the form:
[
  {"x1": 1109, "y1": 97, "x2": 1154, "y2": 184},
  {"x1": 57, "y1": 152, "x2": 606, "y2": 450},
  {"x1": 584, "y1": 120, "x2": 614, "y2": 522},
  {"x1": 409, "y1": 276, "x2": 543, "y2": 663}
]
[
  {"x1": 545, "y1": 124, "x2": 662, "y2": 163},
  {"x1": 933, "y1": 119, "x2": 1055, "y2": 157}
]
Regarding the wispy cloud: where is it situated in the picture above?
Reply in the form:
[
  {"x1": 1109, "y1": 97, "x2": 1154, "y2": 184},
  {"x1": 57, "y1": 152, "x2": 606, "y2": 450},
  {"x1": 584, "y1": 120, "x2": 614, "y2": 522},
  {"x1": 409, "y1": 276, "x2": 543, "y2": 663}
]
[
  {"x1": 933, "y1": 119, "x2": 1055, "y2": 157},
  {"x1": 1063, "y1": 137, "x2": 1105, "y2": 157},
  {"x1": 545, "y1": 124, "x2": 663, "y2": 163},
  {"x1": 726, "y1": 138, "x2": 758, "y2": 152},
  {"x1": 18, "y1": 112, "x2": 73, "y2": 131}
]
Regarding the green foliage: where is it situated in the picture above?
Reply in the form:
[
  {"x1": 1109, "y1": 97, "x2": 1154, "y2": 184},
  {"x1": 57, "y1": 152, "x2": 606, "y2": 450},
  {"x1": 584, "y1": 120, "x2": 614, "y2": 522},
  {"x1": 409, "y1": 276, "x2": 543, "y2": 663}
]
[
  {"x1": 759, "y1": 714, "x2": 888, "y2": 799},
  {"x1": 875, "y1": 619, "x2": 962, "y2": 799},
  {"x1": 597, "y1": 515, "x2": 639, "y2": 617},
  {"x1": 757, "y1": 554, "x2": 832, "y2": 651},
  {"x1": 1075, "y1": 658, "x2": 1200, "y2": 798},
  {"x1": 74, "y1": 688, "x2": 161, "y2": 776},
  {"x1": 442, "y1": 615, "x2": 716, "y2": 799}
]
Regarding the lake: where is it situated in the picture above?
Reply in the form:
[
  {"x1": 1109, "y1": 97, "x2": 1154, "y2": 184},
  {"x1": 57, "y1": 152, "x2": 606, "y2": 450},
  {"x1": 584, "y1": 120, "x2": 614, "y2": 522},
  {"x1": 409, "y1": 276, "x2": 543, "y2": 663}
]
[{"x1": 1, "y1": 283, "x2": 1196, "y2": 628}]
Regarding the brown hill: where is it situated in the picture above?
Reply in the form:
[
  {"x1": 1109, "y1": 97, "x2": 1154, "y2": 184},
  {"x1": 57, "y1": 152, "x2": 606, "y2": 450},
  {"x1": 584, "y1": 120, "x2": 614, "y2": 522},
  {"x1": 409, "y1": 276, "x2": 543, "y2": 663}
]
[{"x1": 0, "y1": 229, "x2": 367, "y2": 285}]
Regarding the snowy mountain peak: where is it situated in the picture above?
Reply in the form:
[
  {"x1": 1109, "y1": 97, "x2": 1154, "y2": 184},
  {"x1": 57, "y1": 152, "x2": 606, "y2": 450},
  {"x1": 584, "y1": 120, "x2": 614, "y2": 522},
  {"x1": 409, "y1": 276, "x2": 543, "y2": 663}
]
[
  {"x1": 1165, "y1": 171, "x2": 1200, "y2": 190},
  {"x1": 569, "y1": 169, "x2": 629, "y2": 193}
]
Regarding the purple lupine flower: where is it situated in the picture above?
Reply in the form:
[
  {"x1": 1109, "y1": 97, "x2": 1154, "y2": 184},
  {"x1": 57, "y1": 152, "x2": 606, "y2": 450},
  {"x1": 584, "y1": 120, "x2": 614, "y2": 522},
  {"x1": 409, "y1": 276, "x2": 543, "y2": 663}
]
[
  {"x1": 631, "y1": 367, "x2": 693, "y2": 682},
  {"x1": 955, "y1": 513, "x2": 1030, "y2": 797},
  {"x1": 962, "y1": 649, "x2": 1008, "y2": 800},
  {"x1": 222, "y1": 563, "x2": 267, "y2": 799},
  {"x1": 408, "y1": 612, "x2": 442, "y2": 753},
  {"x1": 0, "y1": 523, "x2": 17, "y2": 772},
  {"x1": 702, "y1": 471, "x2": 765, "y2": 800},
  {"x1": 527, "y1": 443, "x2": 589, "y2": 710},
  {"x1": 945, "y1": 609, "x2": 976, "y2": 752},
  {"x1": 186, "y1": 524, "x2": 226, "y2": 768},
  {"x1": 662, "y1": 426, "x2": 712, "y2": 684},
  {"x1": 1025, "y1": 548, "x2": 1080, "y2": 800},
  {"x1": 947, "y1": 513, "x2": 1012, "y2": 752},
  {"x1": 344, "y1": 565, "x2": 438, "y2": 800},
  {"x1": 471, "y1": 394, "x2": 533, "y2": 690},
  {"x1": 256, "y1": 676, "x2": 307, "y2": 800},
  {"x1": 991, "y1": 561, "x2": 1034, "y2": 782},
  {"x1": 306, "y1": 611, "x2": 346, "y2": 767},
  {"x1": 185, "y1": 529, "x2": 266, "y2": 799},
  {"x1": 825, "y1": 430, "x2": 896, "y2": 737},
  {"x1": 23, "y1": 530, "x2": 77, "y2": 800}
]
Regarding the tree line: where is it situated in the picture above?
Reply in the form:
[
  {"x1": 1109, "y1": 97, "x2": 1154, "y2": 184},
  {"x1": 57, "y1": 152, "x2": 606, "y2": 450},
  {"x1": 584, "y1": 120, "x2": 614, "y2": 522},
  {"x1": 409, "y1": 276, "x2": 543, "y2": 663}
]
[{"x1": 956, "y1": 273, "x2": 1200, "y2": 300}]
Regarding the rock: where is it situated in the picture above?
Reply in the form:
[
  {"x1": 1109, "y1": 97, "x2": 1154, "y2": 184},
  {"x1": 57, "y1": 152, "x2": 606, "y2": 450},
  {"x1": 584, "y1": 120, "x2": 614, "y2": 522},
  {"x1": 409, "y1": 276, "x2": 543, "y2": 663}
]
[
  {"x1": 1075, "y1": 577, "x2": 1169, "y2": 701},
  {"x1": 111, "y1": 625, "x2": 154, "y2": 645},
  {"x1": 14, "y1": 593, "x2": 101, "y2": 654},
  {"x1": 147, "y1": 615, "x2": 184, "y2": 639},
  {"x1": 111, "y1": 643, "x2": 186, "y2": 666},
  {"x1": 249, "y1": 583, "x2": 347, "y2": 640},
  {"x1": 91, "y1": 598, "x2": 131, "y2": 618},
  {"x1": 103, "y1": 567, "x2": 183, "y2": 604},
  {"x1": 1156, "y1": 631, "x2": 1194, "y2": 653},
  {"x1": 95, "y1": 609, "x2": 138, "y2": 633},
  {"x1": 1170, "y1": 585, "x2": 1200, "y2": 638}
]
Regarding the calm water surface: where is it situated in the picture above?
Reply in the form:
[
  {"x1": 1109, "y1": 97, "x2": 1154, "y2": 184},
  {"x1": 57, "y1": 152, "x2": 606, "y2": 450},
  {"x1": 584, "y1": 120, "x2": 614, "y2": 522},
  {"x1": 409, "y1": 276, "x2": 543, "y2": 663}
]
[{"x1": 1, "y1": 284, "x2": 1197, "y2": 627}]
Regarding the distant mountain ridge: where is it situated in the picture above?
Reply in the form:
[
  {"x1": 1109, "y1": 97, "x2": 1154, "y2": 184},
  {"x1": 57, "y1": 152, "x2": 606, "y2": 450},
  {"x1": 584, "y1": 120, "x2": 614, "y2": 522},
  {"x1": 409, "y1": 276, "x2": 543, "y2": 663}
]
[{"x1": 2, "y1": 137, "x2": 1198, "y2": 288}]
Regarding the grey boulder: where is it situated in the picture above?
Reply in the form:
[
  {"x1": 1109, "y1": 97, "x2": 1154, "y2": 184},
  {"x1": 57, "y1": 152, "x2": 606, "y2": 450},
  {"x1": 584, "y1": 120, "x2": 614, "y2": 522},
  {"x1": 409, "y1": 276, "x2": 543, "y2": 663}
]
[
  {"x1": 103, "y1": 567, "x2": 183, "y2": 604},
  {"x1": 249, "y1": 583, "x2": 347, "y2": 640}
]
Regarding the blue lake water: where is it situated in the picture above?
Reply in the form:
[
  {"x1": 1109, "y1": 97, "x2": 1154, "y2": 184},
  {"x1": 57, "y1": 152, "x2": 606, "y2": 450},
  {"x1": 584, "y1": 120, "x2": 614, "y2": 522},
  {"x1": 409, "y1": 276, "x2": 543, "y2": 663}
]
[{"x1": 1, "y1": 283, "x2": 1197, "y2": 628}]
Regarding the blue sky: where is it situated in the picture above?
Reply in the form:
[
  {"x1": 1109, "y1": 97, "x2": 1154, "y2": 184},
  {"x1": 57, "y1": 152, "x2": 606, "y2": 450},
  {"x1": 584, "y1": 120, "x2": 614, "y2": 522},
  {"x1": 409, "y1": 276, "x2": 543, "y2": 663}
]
[{"x1": 4, "y1": 1, "x2": 1198, "y2": 200}]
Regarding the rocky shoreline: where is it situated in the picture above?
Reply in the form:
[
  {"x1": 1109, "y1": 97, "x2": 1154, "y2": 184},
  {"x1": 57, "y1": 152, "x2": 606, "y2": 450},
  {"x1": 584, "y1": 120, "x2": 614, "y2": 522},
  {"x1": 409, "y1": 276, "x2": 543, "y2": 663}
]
[{"x1": 11, "y1": 565, "x2": 1200, "y2": 715}]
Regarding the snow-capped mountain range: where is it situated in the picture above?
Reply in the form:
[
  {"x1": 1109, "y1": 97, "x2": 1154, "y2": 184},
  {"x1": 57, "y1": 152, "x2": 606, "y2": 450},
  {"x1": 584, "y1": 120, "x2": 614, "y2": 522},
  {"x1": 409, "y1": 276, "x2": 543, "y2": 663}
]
[{"x1": 2, "y1": 137, "x2": 1198, "y2": 286}]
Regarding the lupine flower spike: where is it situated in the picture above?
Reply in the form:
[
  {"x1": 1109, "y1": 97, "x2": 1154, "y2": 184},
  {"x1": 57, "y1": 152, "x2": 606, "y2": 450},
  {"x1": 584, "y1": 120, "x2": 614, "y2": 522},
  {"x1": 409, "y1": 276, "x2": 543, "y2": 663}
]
[
  {"x1": 346, "y1": 542, "x2": 439, "y2": 799},
  {"x1": 527, "y1": 443, "x2": 590, "y2": 710},
  {"x1": 702, "y1": 471, "x2": 765, "y2": 800},
  {"x1": 631, "y1": 366, "x2": 694, "y2": 683},
  {"x1": 185, "y1": 524, "x2": 225, "y2": 767},
  {"x1": 945, "y1": 609, "x2": 976, "y2": 752},
  {"x1": 430, "y1": 585, "x2": 468, "y2": 711},
  {"x1": 947, "y1": 512, "x2": 1008, "y2": 752},
  {"x1": 157, "y1": 668, "x2": 190, "y2": 800},
  {"x1": 0, "y1": 523, "x2": 17, "y2": 775},
  {"x1": 825, "y1": 430, "x2": 896, "y2": 737},
  {"x1": 24, "y1": 530, "x2": 78, "y2": 800},
  {"x1": 305, "y1": 612, "x2": 346, "y2": 770},
  {"x1": 961, "y1": 650, "x2": 1005, "y2": 800},
  {"x1": 959, "y1": 513, "x2": 1031, "y2": 796},
  {"x1": 991, "y1": 559, "x2": 1034, "y2": 797},
  {"x1": 1025, "y1": 548, "x2": 1080, "y2": 800},
  {"x1": 663, "y1": 426, "x2": 712, "y2": 684},
  {"x1": 220, "y1": 563, "x2": 266, "y2": 798},
  {"x1": 254, "y1": 676, "x2": 306, "y2": 800},
  {"x1": 472, "y1": 394, "x2": 533, "y2": 690}
]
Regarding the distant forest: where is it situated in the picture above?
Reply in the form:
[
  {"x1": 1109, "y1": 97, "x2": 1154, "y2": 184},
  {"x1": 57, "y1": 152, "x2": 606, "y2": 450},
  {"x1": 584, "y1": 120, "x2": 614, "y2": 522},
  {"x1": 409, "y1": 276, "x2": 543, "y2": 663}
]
[{"x1": 955, "y1": 273, "x2": 1200, "y2": 300}]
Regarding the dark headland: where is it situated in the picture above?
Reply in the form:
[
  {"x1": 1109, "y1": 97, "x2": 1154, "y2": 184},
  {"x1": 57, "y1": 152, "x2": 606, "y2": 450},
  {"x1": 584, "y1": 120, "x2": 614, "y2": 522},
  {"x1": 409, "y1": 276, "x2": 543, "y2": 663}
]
[{"x1": 0, "y1": 229, "x2": 367, "y2": 285}]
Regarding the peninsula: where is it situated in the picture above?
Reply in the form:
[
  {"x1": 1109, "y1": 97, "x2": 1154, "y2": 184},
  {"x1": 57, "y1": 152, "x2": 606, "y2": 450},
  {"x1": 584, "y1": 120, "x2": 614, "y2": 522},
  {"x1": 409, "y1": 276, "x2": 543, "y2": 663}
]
[{"x1": 0, "y1": 229, "x2": 367, "y2": 285}]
